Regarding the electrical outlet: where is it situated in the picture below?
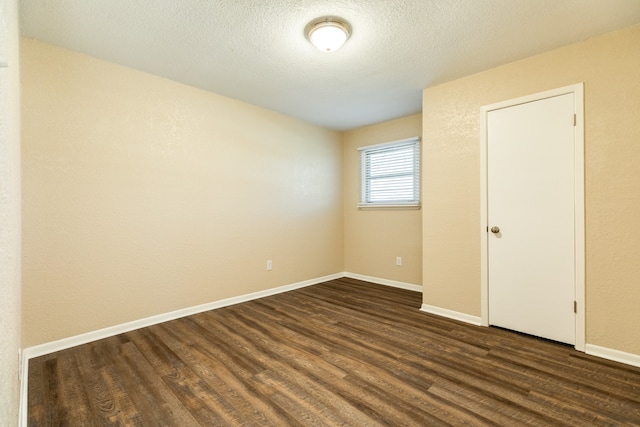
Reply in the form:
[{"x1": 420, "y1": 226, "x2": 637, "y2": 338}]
[
  {"x1": 396, "y1": 256, "x2": 402, "y2": 266},
  {"x1": 266, "y1": 260, "x2": 272, "y2": 271}
]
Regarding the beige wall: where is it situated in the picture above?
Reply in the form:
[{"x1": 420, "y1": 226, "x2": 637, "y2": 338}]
[
  {"x1": 22, "y1": 23, "x2": 640, "y2": 360},
  {"x1": 422, "y1": 24, "x2": 640, "y2": 355},
  {"x1": 343, "y1": 114, "x2": 422, "y2": 285},
  {"x1": 0, "y1": 0, "x2": 22, "y2": 424},
  {"x1": 21, "y1": 39, "x2": 344, "y2": 348}
]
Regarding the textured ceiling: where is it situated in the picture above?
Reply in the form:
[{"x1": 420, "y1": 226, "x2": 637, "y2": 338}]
[{"x1": 19, "y1": 0, "x2": 640, "y2": 130}]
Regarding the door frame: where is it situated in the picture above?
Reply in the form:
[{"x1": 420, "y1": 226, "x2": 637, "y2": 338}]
[{"x1": 480, "y1": 83, "x2": 585, "y2": 351}]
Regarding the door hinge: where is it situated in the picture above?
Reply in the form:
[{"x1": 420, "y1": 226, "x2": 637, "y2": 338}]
[
  {"x1": 573, "y1": 114, "x2": 577, "y2": 127},
  {"x1": 573, "y1": 300, "x2": 577, "y2": 313}
]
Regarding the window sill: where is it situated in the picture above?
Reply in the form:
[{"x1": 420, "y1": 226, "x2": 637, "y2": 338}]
[{"x1": 357, "y1": 203, "x2": 421, "y2": 210}]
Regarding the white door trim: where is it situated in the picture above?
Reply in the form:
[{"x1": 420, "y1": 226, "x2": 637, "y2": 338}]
[{"x1": 480, "y1": 83, "x2": 585, "y2": 351}]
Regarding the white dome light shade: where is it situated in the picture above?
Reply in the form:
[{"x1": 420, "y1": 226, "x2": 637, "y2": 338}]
[{"x1": 306, "y1": 18, "x2": 351, "y2": 53}]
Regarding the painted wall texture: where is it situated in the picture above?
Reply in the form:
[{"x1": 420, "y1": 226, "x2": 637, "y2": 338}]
[
  {"x1": 0, "y1": 0, "x2": 21, "y2": 425},
  {"x1": 343, "y1": 114, "x2": 422, "y2": 285},
  {"x1": 422, "y1": 24, "x2": 640, "y2": 355},
  {"x1": 21, "y1": 39, "x2": 344, "y2": 348}
]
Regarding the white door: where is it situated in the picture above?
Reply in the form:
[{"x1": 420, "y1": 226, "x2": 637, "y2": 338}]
[{"x1": 487, "y1": 93, "x2": 576, "y2": 345}]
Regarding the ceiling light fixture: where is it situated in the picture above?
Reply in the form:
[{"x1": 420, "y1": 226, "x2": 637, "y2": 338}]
[{"x1": 306, "y1": 17, "x2": 351, "y2": 53}]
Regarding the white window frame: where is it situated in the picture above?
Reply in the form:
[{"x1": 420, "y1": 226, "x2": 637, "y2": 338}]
[{"x1": 358, "y1": 136, "x2": 421, "y2": 208}]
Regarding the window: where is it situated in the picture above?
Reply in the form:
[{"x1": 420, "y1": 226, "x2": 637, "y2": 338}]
[{"x1": 359, "y1": 137, "x2": 421, "y2": 208}]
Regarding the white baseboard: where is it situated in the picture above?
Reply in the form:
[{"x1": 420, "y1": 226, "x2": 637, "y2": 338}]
[
  {"x1": 343, "y1": 272, "x2": 422, "y2": 293},
  {"x1": 18, "y1": 273, "x2": 640, "y2": 426},
  {"x1": 420, "y1": 303, "x2": 483, "y2": 326},
  {"x1": 19, "y1": 272, "x2": 344, "y2": 426},
  {"x1": 22, "y1": 272, "x2": 343, "y2": 361},
  {"x1": 19, "y1": 349, "x2": 28, "y2": 427},
  {"x1": 585, "y1": 344, "x2": 640, "y2": 368},
  {"x1": 21, "y1": 272, "x2": 417, "y2": 362},
  {"x1": 416, "y1": 309, "x2": 640, "y2": 369}
]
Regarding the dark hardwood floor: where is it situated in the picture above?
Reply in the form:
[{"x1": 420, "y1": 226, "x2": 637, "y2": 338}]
[{"x1": 28, "y1": 278, "x2": 640, "y2": 426}]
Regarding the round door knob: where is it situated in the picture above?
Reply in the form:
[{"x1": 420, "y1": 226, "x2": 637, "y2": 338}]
[{"x1": 491, "y1": 226, "x2": 500, "y2": 234}]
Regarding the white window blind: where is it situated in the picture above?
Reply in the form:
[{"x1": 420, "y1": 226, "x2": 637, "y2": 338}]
[{"x1": 358, "y1": 137, "x2": 421, "y2": 207}]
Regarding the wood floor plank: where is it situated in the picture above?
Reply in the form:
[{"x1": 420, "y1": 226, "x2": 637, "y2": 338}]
[
  {"x1": 213, "y1": 306, "x2": 439, "y2": 426},
  {"x1": 156, "y1": 317, "x2": 303, "y2": 426},
  {"x1": 105, "y1": 336, "x2": 199, "y2": 426},
  {"x1": 126, "y1": 327, "x2": 234, "y2": 426},
  {"x1": 485, "y1": 349, "x2": 640, "y2": 422},
  {"x1": 54, "y1": 350, "x2": 94, "y2": 425},
  {"x1": 151, "y1": 322, "x2": 279, "y2": 426},
  {"x1": 28, "y1": 278, "x2": 640, "y2": 426},
  {"x1": 74, "y1": 342, "x2": 129, "y2": 425}
]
